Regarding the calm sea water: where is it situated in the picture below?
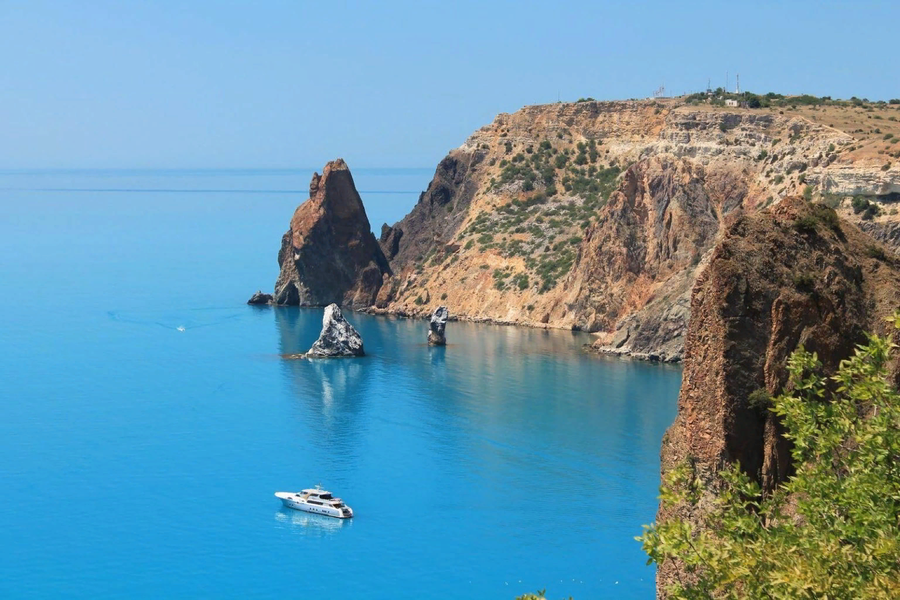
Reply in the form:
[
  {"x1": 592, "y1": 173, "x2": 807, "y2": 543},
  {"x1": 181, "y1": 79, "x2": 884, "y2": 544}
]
[{"x1": 0, "y1": 169, "x2": 680, "y2": 599}]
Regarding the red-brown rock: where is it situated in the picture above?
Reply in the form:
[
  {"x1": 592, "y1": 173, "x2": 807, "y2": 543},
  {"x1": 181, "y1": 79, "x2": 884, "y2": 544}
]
[
  {"x1": 656, "y1": 196, "x2": 900, "y2": 595},
  {"x1": 273, "y1": 159, "x2": 390, "y2": 309},
  {"x1": 568, "y1": 156, "x2": 749, "y2": 361}
]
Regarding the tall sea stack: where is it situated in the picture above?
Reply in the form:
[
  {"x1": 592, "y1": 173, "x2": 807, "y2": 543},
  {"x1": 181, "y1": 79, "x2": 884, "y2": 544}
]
[
  {"x1": 261, "y1": 100, "x2": 900, "y2": 363},
  {"x1": 273, "y1": 159, "x2": 391, "y2": 309}
]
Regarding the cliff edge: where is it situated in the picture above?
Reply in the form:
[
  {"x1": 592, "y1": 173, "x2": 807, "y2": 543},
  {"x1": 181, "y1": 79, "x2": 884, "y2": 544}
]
[
  {"x1": 656, "y1": 196, "x2": 900, "y2": 594},
  {"x1": 265, "y1": 98, "x2": 900, "y2": 362},
  {"x1": 369, "y1": 99, "x2": 900, "y2": 361}
]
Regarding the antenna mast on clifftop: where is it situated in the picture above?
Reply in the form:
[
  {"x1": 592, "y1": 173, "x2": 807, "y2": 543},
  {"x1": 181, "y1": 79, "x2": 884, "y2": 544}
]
[{"x1": 736, "y1": 73, "x2": 741, "y2": 94}]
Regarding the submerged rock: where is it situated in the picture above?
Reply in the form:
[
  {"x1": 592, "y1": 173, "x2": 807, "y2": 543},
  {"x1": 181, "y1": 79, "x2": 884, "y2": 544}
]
[
  {"x1": 247, "y1": 290, "x2": 273, "y2": 305},
  {"x1": 427, "y1": 306, "x2": 448, "y2": 346},
  {"x1": 308, "y1": 304, "x2": 365, "y2": 357}
]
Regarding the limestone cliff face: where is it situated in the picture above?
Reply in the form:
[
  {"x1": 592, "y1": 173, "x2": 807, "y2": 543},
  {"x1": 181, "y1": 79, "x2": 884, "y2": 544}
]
[
  {"x1": 271, "y1": 100, "x2": 899, "y2": 361},
  {"x1": 368, "y1": 99, "x2": 898, "y2": 361},
  {"x1": 859, "y1": 219, "x2": 900, "y2": 253},
  {"x1": 374, "y1": 151, "x2": 482, "y2": 308},
  {"x1": 273, "y1": 159, "x2": 390, "y2": 309},
  {"x1": 561, "y1": 156, "x2": 749, "y2": 361},
  {"x1": 380, "y1": 152, "x2": 482, "y2": 268},
  {"x1": 656, "y1": 197, "x2": 900, "y2": 594}
]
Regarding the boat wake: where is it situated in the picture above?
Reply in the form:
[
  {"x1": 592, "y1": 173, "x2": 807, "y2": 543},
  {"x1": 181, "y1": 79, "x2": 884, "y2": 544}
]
[{"x1": 107, "y1": 308, "x2": 244, "y2": 332}]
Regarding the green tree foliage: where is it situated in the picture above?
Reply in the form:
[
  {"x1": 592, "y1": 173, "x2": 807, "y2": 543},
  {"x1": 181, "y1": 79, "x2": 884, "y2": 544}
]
[
  {"x1": 513, "y1": 590, "x2": 572, "y2": 600},
  {"x1": 640, "y1": 313, "x2": 900, "y2": 599},
  {"x1": 852, "y1": 196, "x2": 881, "y2": 220}
]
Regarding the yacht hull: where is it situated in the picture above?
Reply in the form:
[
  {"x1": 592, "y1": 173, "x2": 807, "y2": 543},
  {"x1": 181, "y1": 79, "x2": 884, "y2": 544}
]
[{"x1": 275, "y1": 492, "x2": 353, "y2": 519}]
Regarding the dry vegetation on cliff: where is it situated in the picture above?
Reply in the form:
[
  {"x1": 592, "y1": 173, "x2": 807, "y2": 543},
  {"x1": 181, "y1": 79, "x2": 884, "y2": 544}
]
[
  {"x1": 365, "y1": 96, "x2": 899, "y2": 360},
  {"x1": 272, "y1": 95, "x2": 900, "y2": 362}
]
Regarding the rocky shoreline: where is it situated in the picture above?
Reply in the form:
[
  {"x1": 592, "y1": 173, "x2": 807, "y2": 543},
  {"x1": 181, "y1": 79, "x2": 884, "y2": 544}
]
[
  {"x1": 260, "y1": 99, "x2": 900, "y2": 364},
  {"x1": 251, "y1": 98, "x2": 900, "y2": 599}
]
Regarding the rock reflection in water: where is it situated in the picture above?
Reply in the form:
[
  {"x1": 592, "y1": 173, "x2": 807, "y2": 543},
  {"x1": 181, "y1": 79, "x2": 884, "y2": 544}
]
[
  {"x1": 274, "y1": 306, "x2": 322, "y2": 356},
  {"x1": 275, "y1": 307, "x2": 368, "y2": 455},
  {"x1": 271, "y1": 306, "x2": 680, "y2": 517}
]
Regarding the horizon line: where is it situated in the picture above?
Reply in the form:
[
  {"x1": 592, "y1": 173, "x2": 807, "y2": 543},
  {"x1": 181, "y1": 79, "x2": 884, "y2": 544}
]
[
  {"x1": 0, "y1": 166, "x2": 436, "y2": 173},
  {"x1": 0, "y1": 187, "x2": 421, "y2": 195}
]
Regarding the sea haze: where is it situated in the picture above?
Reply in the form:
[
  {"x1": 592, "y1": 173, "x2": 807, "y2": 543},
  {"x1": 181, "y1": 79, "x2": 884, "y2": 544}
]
[{"x1": 0, "y1": 169, "x2": 680, "y2": 599}]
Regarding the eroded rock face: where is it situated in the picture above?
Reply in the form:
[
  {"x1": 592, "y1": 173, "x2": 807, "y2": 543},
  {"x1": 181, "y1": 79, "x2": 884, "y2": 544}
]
[
  {"x1": 379, "y1": 153, "x2": 481, "y2": 272},
  {"x1": 656, "y1": 197, "x2": 900, "y2": 595},
  {"x1": 368, "y1": 101, "x2": 884, "y2": 360},
  {"x1": 373, "y1": 152, "x2": 482, "y2": 309},
  {"x1": 308, "y1": 304, "x2": 365, "y2": 357},
  {"x1": 427, "y1": 306, "x2": 449, "y2": 345},
  {"x1": 264, "y1": 101, "x2": 899, "y2": 362},
  {"x1": 595, "y1": 290, "x2": 691, "y2": 362},
  {"x1": 812, "y1": 164, "x2": 900, "y2": 197},
  {"x1": 858, "y1": 219, "x2": 900, "y2": 255},
  {"x1": 247, "y1": 290, "x2": 273, "y2": 305},
  {"x1": 273, "y1": 159, "x2": 391, "y2": 309},
  {"x1": 567, "y1": 156, "x2": 748, "y2": 360}
]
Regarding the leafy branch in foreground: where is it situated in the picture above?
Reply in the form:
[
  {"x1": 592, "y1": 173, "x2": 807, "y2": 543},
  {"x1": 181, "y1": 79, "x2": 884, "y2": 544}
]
[
  {"x1": 639, "y1": 312, "x2": 900, "y2": 599},
  {"x1": 514, "y1": 590, "x2": 572, "y2": 600}
]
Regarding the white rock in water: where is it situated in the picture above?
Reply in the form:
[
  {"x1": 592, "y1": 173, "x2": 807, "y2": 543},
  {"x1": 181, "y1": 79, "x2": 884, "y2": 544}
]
[
  {"x1": 427, "y1": 306, "x2": 448, "y2": 346},
  {"x1": 308, "y1": 304, "x2": 365, "y2": 357}
]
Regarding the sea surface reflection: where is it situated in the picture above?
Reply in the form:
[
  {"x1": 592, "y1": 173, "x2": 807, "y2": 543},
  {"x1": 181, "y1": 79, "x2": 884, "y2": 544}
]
[
  {"x1": 274, "y1": 508, "x2": 352, "y2": 536},
  {"x1": 0, "y1": 169, "x2": 681, "y2": 600},
  {"x1": 263, "y1": 307, "x2": 680, "y2": 598}
]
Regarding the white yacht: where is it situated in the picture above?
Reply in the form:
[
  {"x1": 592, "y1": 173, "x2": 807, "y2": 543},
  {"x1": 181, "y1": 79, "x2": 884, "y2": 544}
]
[{"x1": 275, "y1": 486, "x2": 353, "y2": 519}]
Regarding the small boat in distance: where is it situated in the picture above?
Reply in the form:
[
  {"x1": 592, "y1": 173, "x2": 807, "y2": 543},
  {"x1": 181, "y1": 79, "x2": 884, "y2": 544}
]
[{"x1": 275, "y1": 486, "x2": 353, "y2": 519}]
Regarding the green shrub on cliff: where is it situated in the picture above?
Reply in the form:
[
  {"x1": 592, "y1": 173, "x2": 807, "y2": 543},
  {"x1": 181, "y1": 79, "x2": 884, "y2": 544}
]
[
  {"x1": 639, "y1": 313, "x2": 900, "y2": 599},
  {"x1": 821, "y1": 192, "x2": 843, "y2": 209},
  {"x1": 852, "y1": 196, "x2": 881, "y2": 220}
]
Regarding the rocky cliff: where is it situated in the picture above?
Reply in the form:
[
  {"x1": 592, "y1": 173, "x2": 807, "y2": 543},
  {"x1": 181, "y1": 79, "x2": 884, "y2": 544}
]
[
  {"x1": 655, "y1": 197, "x2": 900, "y2": 594},
  {"x1": 559, "y1": 156, "x2": 749, "y2": 361},
  {"x1": 269, "y1": 99, "x2": 900, "y2": 361},
  {"x1": 273, "y1": 159, "x2": 390, "y2": 309},
  {"x1": 367, "y1": 99, "x2": 899, "y2": 361}
]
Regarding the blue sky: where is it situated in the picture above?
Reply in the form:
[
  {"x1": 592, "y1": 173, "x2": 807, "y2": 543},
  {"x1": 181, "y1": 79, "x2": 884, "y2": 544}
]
[{"x1": 1, "y1": 1, "x2": 897, "y2": 169}]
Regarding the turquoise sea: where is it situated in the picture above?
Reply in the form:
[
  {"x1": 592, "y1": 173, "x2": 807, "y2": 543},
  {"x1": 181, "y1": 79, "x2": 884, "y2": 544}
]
[{"x1": 0, "y1": 169, "x2": 681, "y2": 599}]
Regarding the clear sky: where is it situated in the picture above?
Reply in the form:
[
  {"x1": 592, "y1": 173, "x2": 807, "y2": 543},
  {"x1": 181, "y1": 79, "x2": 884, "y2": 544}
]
[{"x1": 1, "y1": 1, "x2": 897, "y2": 169}]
